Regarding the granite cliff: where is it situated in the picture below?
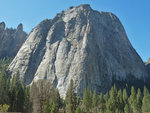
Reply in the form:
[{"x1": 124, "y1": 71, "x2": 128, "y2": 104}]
[
  {"x1": 146, "y1": 58, "x2": 150, "y2": 75},
  {"x1": 0, "y1": 22, "x2": 27, "y2": 58},
  {"x1": 8, "y1": 4, "x2": 148, "y2": 97}
]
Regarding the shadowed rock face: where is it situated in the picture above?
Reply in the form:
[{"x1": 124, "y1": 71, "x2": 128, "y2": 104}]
[
  {"x1": 8, "y1": 4, "x2": 148, "y2": 98},
  {"x1": 146, "y1": 59, "x2": 150, "y2": 75},
  {"x1": 0, "y1": 22, "x2": 27, "y2": 58}
]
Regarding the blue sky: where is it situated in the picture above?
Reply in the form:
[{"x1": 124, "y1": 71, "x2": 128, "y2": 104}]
[{"x1": 0, "y1": 0, "x2": 149, "y2": 62}]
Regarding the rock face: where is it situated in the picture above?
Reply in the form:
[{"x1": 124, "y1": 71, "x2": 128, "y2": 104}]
[
  {"x1": 146, "y1": 58, "x2": 150, "y2": 75},
  {"x1": 0, "y1": 22, "x2": 27, "y2": 58},
  {"x1": 8, "y1": 4, "x2": 148, "y2": 97}
]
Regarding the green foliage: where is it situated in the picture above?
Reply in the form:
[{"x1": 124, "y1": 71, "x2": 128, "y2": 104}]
[
  {"x1": 92, "y1": 89, "x2": 99, "y2": 113},
  {"x1": 75, "y1": 107, "x2": 82, "y2": 113},
  {"x1": 123, "y1": 88, "x2": 128, "y2": 104},
  {"x1": 50, "y1": 103, "x2": 58, "y2": 113},
  {"x1": 41, "y1": 83, "x2": 61, "y2": 113},
  {"x1": 142, "y1": 87, "x2": 150, "y2": 113},
  {"x1": 128, "y1": 86, "x2": 137, "y2": 113},
  {"x1": 117, "y1": 89, "x2": 124, "y2": 112},
  {"x1": 124, "y1": 104, "x2": 130, "y2": 113},
  {"x1": 65, "y1": 79, "x2": 77, "y2": 113},
  {"x1": 82, "y1": 87, "x2": 92, "y2": 113},
  {"x1": 0, "y1": 57, "x2": 12, "y2": 70},
  {"x1": 143, "y1": 86, "x2": 149, "y2": 96},
  {"x1": 136, "y1": 88, "x2": 142, "y2": 113},
  {"x1": 8, "y1": 72, "x2": 29, "y2": 112},
  {"x1": 42, "y1": 100, "x2": 51, "y2": 113},
  {"x1": 0, "y1": 67, "x2": 9, "y2": 105},
  {"x1": 0, "y1": 65, "x2": 30, "y2": 113},
  {"x1": 106, "y1": 85, "x2": 118, "y2": 113},
  {"x1": 0, "y1": 62, "x2": 150, "y2": 113},
  {"x1": 99, "y1": 93, "x2": 105, "y2": 112}
]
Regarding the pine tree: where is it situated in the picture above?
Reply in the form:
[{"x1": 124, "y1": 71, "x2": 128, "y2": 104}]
[
  {"x1": 123, "y1": 88, "x2": 130, "y2": 113},
  {"x1": 52, "y1": 89, "x2": 61, "y2": 111},
  {"x1": 124, "y1": 104, "x2": 130, "y2": 113},
  {"x1": 100, "y1": 109, "x2": 104, "y2": 113},
  {"x1": 117, "y1": 89, "x2": 124, "y2": 112},
  {"x1": 9, "y1": 72, "x2": 26, "y2": 112},
  {"x1": 0, "y1": 66, "x2": 9, "y2": 104},
  {"x1": 136, "y1": 88, "x2": 142, "y2": 113},
  {"x1": 17, "y1": 84, "x2": 26, "y2": 112},
  {"x1": 99, "y1": 93, "x2": 105, "y2": 112},
  {"x1": 143, "y1": 86, "x2": 149, "y2": 96},
  {"x1": 106, "y1": 109, "x2": 113, "y2": 113},
  {"x1": 106, "y1": 85, "x2": 118, "y2": 113},
  {"x1": 115, "y1": 108, "x2": 119, "y2": 113},
  {"x1": 142, "y1": 86, "x2": 150, "y2": 113},
  {"x1": 128, "y1": 86, "x2": 137, "y2": 113},
  {"x1": 142, "y1": 95, "x2": 150, "y2": 113},
  {"x1": 75, "y1": 107, "x2": 82, "y2": 113},
  {"x1": 123, "y1": 88, "x2": 128, "y2": 104},
  {"x1": 50, "y1": 103, "x2": 57, "y2": 113},
  {"x1": 82, "y1": 87, "x2": 92, "y2": 113},
  {"x1": 42, "y1": 100, "x2": 51, "y2": 113},
  {"x1": 104, "y1": 92, "x2": 109, "y2": 103},
  {"x1": 92, "y1": 89, "x2": 99, "y2": 113},
  {"x1": 24, "y1": 87, "x2": 32, "y2": 113},
  {"x1": 65, "y1": 79, "x2": 77, "y2": 113}
]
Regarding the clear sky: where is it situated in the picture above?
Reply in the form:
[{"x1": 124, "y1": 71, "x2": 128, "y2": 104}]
[{"x1": 0, "y1": 0, "x2": 149, "y2": 62}]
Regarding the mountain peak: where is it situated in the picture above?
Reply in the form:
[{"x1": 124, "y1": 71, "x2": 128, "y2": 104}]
[
  {"x1": 0, "y1": 22, "x2": 27, "y2": 59},
  {"x1": 8, "y1": 5, "x2": 148, "y2": 98},
  {"x1": 146, "y1": 58, "x2": 150, "y2": 65},
  {"x1": 77, "y1": 4, "x2": 91, "y2": 9},
  {"x1": 68, "y1": 4, "x2": 91, "y2": 10},
  {"x1": 17, "y1": 23, "x2": 23, "y2": 31},
  {"x1": 0, "y1": 22, "x2": 5, "y2": 30}
]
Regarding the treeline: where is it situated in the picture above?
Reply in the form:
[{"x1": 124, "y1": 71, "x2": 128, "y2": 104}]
[
  {"x1": 1, "y1": 71, "x2": 150, "y2": 113},
  {"x1": 0, "y1": 67, "x2": 30, "y2": 112},
  {"x1": 0, "y1": 57, "x2": 12, "y2": 71},
  {"x1": 30, "y1": 79, "x2": 150, "y2": 113},
  {"x1": 0, "y1": 58, "x2": 150, "y2": 113}
]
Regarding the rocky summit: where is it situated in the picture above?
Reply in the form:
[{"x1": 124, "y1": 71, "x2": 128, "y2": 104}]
[
  {"x1": 8, "y1": 4, "x2": 148, "y2": 98},
  {"x1": 0, "y1": 22, "x2": 27, "y2": 58}
]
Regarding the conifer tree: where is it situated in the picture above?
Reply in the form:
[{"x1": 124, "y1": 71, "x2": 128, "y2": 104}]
[
  {"x1": 53, "y1": 89, "x2": 61, "y2": 111},
  {"x1": 24, "y1": 87, "x2": 32, "y2": 113},
  {"x1": 123, "y1": 88, "x2": 128, "y2": 104},
  {"x1": 136, "y1": 88, "x2": 142, "y2": 113},
  {"x1": 143, "y1": 86, "x2": 149, "y2": 96},
  {"x1": 129, "y1": 86, "x2": 137, "y2": 113},
  {"x1": 65, "y1": 79, "x2": 77, "y2": 113},
  {"x1": 9, "y1": 72, "x2": 26, "y2": 112},
  {"x1": 104, "y1": 92, "x2": 109, "y2": 103},
  {"x1": 92, "y1": 89, "x2": 99, "y2": 113},
  {"x1": 106, "y1": 85, "x2": 118, "y2": 113},
  {"x1": 142, "y1": 86, "x2": 150, "y2": 113},
  {"x1": 106, "y1": 109, "x2": 113, "y2": 113},
  {"x1": 82, "y1": 87, "x2": 92, "y2": 113},
  {"x1": 0, "y1": 66, "x2": 9, "y2": 104},
  {"x1": 115, "y1": 108, "x2": 119, "y2": 113},
  {"x1": 42, "y1": 100, "x2": 51, "y2": 113},
  {"x1": 16, "y1": 84, "x2": 25, "y2": 111},
  {"x1": 124, "y1": 104, "x2": 130, "y2": 113},
  {"x1": 117, "y1": 89, "x2": 124, "y2": 112},
  {"x1": 50, "y1": 103, "x2": 57, "y2": 113},
  {"x1": 75, "y1": 107, "x2": 82, "y2": 113},
  {"x1": 99, "y1": 93, "x2": 105, "y2": 112}
]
